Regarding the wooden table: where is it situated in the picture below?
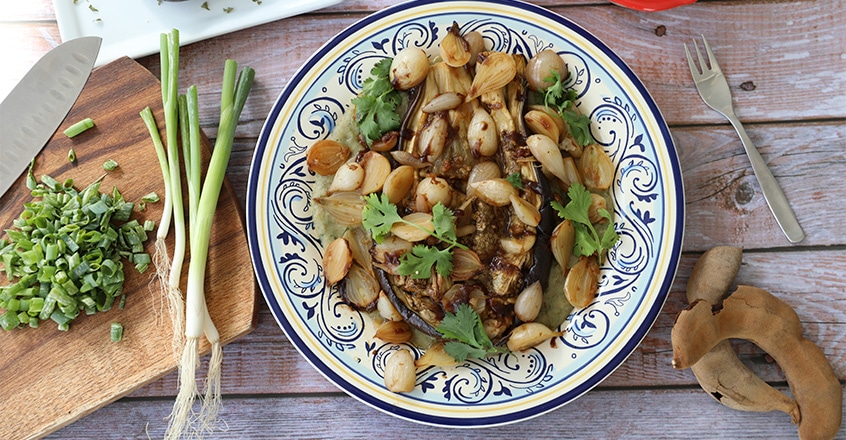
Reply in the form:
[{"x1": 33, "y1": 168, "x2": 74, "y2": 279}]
[{"x1": 4, "y1": 1, "x2": 844, "y2": 438}]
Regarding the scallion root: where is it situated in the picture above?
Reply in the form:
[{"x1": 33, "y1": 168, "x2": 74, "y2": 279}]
[{"x1": 165, "y1": 337, "x2": 199, "y2": 440}]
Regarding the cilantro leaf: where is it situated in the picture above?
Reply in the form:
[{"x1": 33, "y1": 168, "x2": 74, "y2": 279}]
[
  {"x1": 562, "y1": 109, "x2": 594, "y2": 146},
  {"x1": 542, "y1": 70, "x2": 578, "y2": 114},
  {"x1": 398, "y1": 245, "x2": 453, "y2": 279},
  {"x1": 443, "y1": 340, "x2": 488, "y2": 362},
  {"x1": 362, "y1": 198, "x2": 466, "y2": 278},
  {"x1": 540, "y1": 70, "x2": 594, "y2": 147},
  {"x1": 505, "y1": 172, "x2": 523, "y2": 189},
  {"x1": 431, "y1": 203, "x2": 457, "y2": 242},
  {"x1": 353, "y1": 58, "x2": 402, "y2": 145},
  {"x1": 361, "y1": 193, "x2": 402, "y2": 243},
  {"x1": 437, "y1": 303, "x2": 506, "y2": 362},
  {"x1": 437, "y1": 303, "x2": 485, "y2": 345},
  {"x1": 550, "y1": 183, "x2": 619, "y2": 259}
]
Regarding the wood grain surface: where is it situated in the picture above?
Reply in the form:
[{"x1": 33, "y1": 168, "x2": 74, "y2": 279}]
[
  {"x1": 0, "y1": 57, "x2": 257, "y2": 440},
  {"x1": 2, "y1": 0, "x2": 844, "y2": 438}
]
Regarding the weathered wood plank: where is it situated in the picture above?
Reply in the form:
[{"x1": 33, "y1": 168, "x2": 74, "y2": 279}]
[
  {"x1": 138, "y1": 0, "x2": 845, "y2": 127},
  {"x1": 50, "y1": 389, "x2": 836, "y2": 439},
  {"x1": 6, "y1": 1, "x2": 845, "y2": 127}
]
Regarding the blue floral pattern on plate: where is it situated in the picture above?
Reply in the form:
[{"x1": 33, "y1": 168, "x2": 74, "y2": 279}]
[{"x1": 247, "y1": 0, "x2": 684, "y2": 427}]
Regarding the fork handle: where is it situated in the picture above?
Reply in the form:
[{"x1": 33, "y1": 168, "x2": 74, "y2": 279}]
[{"x1": 726, "y1": 115, "x2": 805, "y2": 243}]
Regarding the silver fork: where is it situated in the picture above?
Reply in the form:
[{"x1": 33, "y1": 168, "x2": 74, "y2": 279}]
[{"x1": 684, "y1": 36, "x2": 805, "y2": 243}]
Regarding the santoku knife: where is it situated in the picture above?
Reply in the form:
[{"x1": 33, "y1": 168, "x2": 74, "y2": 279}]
[{"x1": 0, "y1": 36, "x2": 102, "y2": 196}]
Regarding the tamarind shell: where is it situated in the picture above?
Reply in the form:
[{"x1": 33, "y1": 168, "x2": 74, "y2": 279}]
[
  {"x1": 672, "y1": 286, "x2": 842, "y2": 440},
  {"x1": 685, "y1": 246, "x2": 800, "y2": 422}
]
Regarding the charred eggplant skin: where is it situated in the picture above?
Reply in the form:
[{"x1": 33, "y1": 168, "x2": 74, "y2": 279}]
[
  {"x1": 526, "y1": 162, "x2": 554, "y2": 291},
  {"x1": 376, "y1": 268, "x2": 442, "y2": 336}
]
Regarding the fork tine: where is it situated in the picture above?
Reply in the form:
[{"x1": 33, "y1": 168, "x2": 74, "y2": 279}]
[
  {"x1": 692, "y1": 37, "x2": 709, "y2": 72},
  {"x1": 701, "y1": 35, "x2": 722, "y2": 73},
  {"x1": 683, "y1": 42, "x2": 701, "y2": 77}
]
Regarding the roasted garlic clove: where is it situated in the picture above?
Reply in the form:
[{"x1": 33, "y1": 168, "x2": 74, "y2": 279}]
[
  {"x1": 500, "y1": 233, "x2": 536, "y2": 255},
  {"x1": 384, "y1": 348, "x2": 417, "y2": 393},
  {"x1": 588, "y1": 193, "x2": 608, "y2": 224},
  {"x1": 390, "y1": 212, "x2": 434, "y2": 242},
  {"x1": 323, "y1": 237, "x2": 352, "y2": 286},
  {"x1": 417, "y1": 114, "x2": 449, "y2": 162},
  {"x1": 370, "y1": 131, "x2": 399, "y2": 152},
  {"x1": 377, "y1": 290, "x2": 404, "y2": 322},
  {"x1": 382, "y1": 165, "x2": 416, "y2": 205},
  {"x1": 551, "y1": 220, "x2": 575, "y2": 276},
  {"x1": 440, "y1": 22, "x2": 472, "y2": 67},
  {"x1": 579, "y1": 143, "x2": 614, "y2": 192},
  {"x1": 564, "y1": 255, "x2": 600, "y2": 308},
  {"x1": 314, "y1": 191, "x2": 365, "y2": 226},
  {"x1": 466, "y1": 161, "x2": 501, "y2": 197},
  {"x1": 422, "y1": 92, "x2": 464, "y2": 113},
  {"x1": 390, "y1": 48, "x2": 430, "y2": 91},
  {"x1": 466, "y1": 51, "x2": 517, "y2": 101},
  {"x1": 359, "y1": 151, "x2": 392, "y2": 195},
  {"x1": 560, "y1": 156, "x2": 583, "y2": 189},
  {"x1": 509, "y1": 194, "x2": 541, "y2": 227},
  {"x1": 506, "y1": 322, "x2": 563, "y2": 352},
  {"x1": 328, "y1": 162, "x2": 364, "y2": 193},
  {"x1": 527, "y1": 133, "x2": 568, "y2": 184},
  {"x1": 415, "y1": 176, "x2": 453, "y2": 213},
  {"x1": 306, "y1": 139, "x2": 350, "y2": 176},
  {"x1": 467, "y1": 106, "x2": 498, "y2": 157},
  {"x1": 524, "y1": 109, "x2": 561, "y2": 143},
  {"x1": 372, "y1": 236, "x2": 414, "y2": 275},
  {"x1": 471, "y1": 178, "x2": 518, "y2": 207},
  {"x1": 375, "y1": 320, "x2": 414, "y2": 343},
  {"x1": 514, "y1": 281, "x2": 543, "y2": 322}
]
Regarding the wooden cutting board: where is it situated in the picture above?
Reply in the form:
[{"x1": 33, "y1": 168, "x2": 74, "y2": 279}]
[{"x1": 0, "y1": 57, "x2": 257, "y2": 440}]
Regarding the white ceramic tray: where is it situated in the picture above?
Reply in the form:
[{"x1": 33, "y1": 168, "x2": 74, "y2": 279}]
[{"x1": 53, "y1": 0, "x2": 342, "y2": 66}]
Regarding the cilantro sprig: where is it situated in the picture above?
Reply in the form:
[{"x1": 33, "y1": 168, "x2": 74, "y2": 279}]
[
  {"x1": 541, "y1": 70, "x2": 594, "y2": 146},
  {"x1": 351, "y1": 58, "x2": 402, "y2": 145},
  {"x1": 361, "y1": 193, "x2": 467, "y2": 279},
  {"x1": 436, "y1": 303, "x2": 508, "y2": 362},
  {"x1": 505, "y1": 172, "x2": 523, "y2": 189},
  {"x1": 550, "y1": 183, "x2": 619, "y2": 258}
]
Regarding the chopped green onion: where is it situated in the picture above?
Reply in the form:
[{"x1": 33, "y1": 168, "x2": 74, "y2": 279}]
[
  {"x1": 63, "y1": 117, "x2": 95, "y2": 138},
  {"x1": 110, "y1": 322, "x2": 123, "y2": 341},
  {"x1": 141, "y1": 192, "x2": 160, "y2": 203},
  {"x1": 68, "y1": 148, "x2": 77, "y2": 163},
  {"x1": 0, "y1": 170, "x2": 151, "y2": 331},
  {"x1": 102, "y1": 159, "x2": 119, "y2": 171}
]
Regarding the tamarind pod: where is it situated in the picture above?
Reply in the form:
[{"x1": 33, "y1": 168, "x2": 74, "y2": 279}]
[
  {"x1": 686, "y1": 246, "x2": 743, "y2": 304},
  {"x1": 686, "y1": 246, "x2": 799, "y2": 422},
  {"x1": 690, "y1": 342, "x2": 800, "y2": 423},
  {"x1": 672, "y1": 286, "x2": 842, "y2": 440}
]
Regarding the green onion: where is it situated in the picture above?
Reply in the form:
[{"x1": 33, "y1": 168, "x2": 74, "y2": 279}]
[
  {"x1": 141, "y1": 192, "x2": 160, "y2": 203},
  {"x1": 102, "y1": 159, "x2": 118, "y2": 171},
  {"x1": 0, "y1": 171, "x2": 151, "y2": 331},
  {"x1": 63, "y1": 117, "x2": 95, "y2": 138},
  {"x1": 157, "y1": 28, "x2": 254, "y2": 438},
  {"x1": 110, "y1": 322, "x2": 123, "y2": 341},
  {"x1": 68, "y1": 148, "x2": 77, "y2": 163}
]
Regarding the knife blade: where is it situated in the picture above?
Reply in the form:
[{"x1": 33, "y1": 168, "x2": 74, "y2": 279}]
[{"x1": 0, "y1": 36, "x2": 102, "y2": 196}]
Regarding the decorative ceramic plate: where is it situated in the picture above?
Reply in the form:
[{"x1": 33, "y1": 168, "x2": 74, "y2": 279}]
[{"x1": 247, "y1": 0, "x2": 684, "y2": 427}]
